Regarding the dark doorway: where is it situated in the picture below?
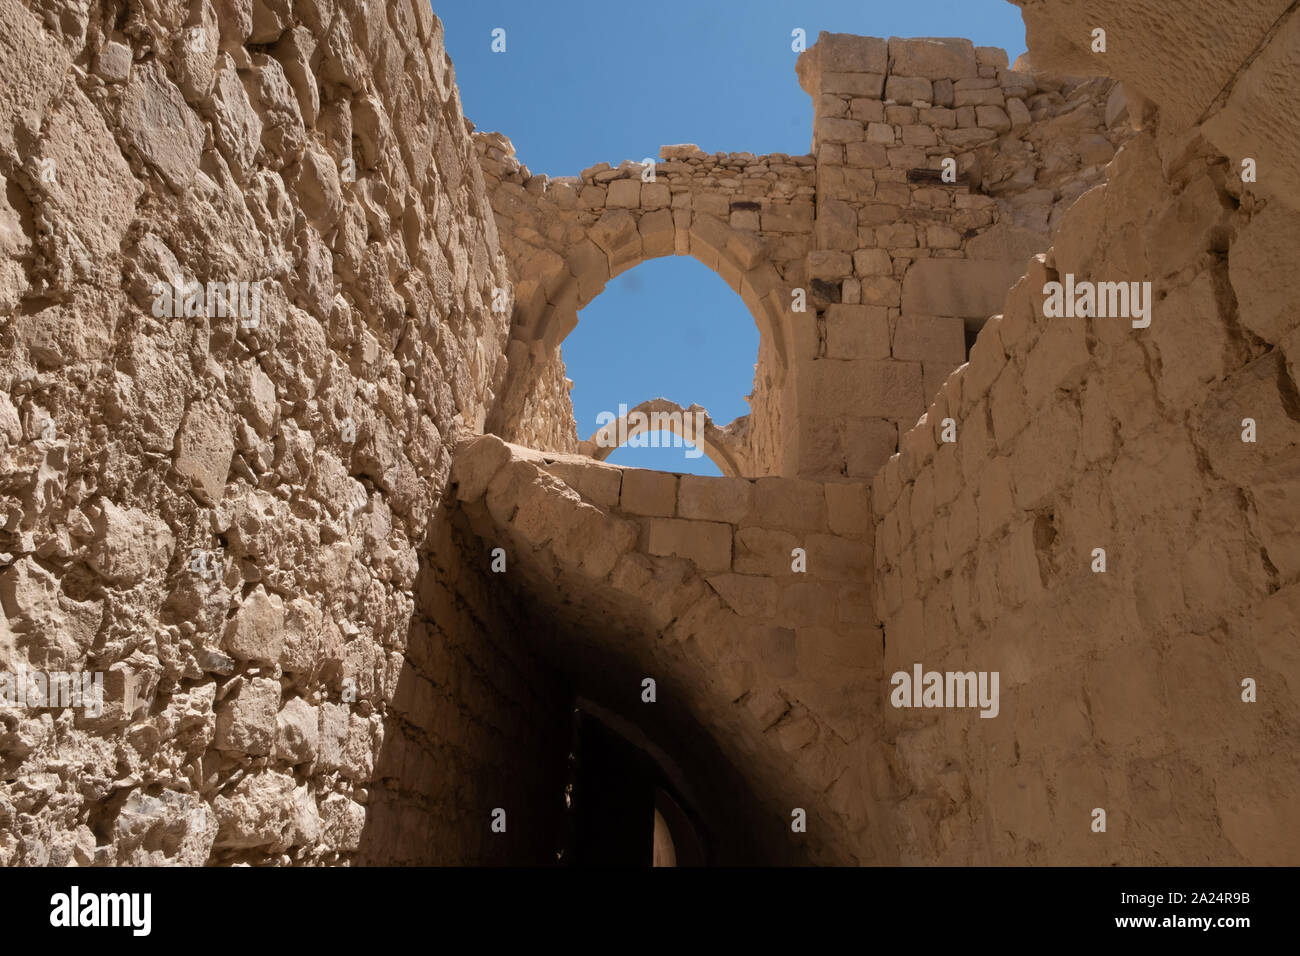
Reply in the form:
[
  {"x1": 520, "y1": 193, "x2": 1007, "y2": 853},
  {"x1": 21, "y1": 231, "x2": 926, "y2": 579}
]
[{"x1": 560, "y1": 707, "x2": 706, "y2": 866}]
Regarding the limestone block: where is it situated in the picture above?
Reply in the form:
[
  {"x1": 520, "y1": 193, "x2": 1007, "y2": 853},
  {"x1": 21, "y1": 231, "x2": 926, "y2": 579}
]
[
  {"x1": 762, "y1": 201, "x2": 814, "y2": 233},
  {"x1": 976, "y1": 455, "x2": 1016, "y2": 539},
  {"x1": 953, "y1": 87, "x2": 1004, "y2": 108},
  {"x1": 845, "y1": 142, "x2": 888, "y2": 167},
  {"x1": 976, "y1": 104, "x2": 1011, "y2": 133},
  {"x1": 642, "y1": 182, "x2": 671, "y2": 209},
  {"x1": 901, "y1": 125, "x2": 938, "y2": 147},
  {"x1": 822, "y1": 72, "x2": 885, "y2": 98},
  {"x1": 224, "y1": 586, "x2": 286, "y2": 664},
  {"x1": 606, "y1": 179, "x2": 642, "y2": 209},
  {"x1": 865, "y1": 122, "x2": 895, "y2": 144},
  {"x1": 901, "y1": 257, "x2": 1021, "y2": 321},
  {"x1": 679, "y1": 475, "x2": 754, "y2": 524},
  {"x1": 826, "y1": 304, "x2": 890, "y2": 360},
  {"x1": 620, "y1": 468, "x2": 677, "y2": 517},
  {"x1": 807, "y1": 250, "x2": 852, "y2": 279},
  {"x1": 819, "y1": 33, "x2": 888, "y2": 74},
  {"x1": 541, "y1": 459, "x2": 622, "y2": 507},
  {"x1": 853, "y1": 249, "x2": 892, "y2": 275},
  {"x1": 0, "y1": 0, "x2": 73, "y2": 154},
  {"x1": 319, "y1": 794, "x2": 365, "y2": 852},
  {"x1": 121, "y1": 60, "x2": 205, "y2": 193},
  {"x1": 801, "y1": 360, "x2": 924, "y2": 421},
  {"x1": 1230, "y1": 203, "x2": 1300, "y2": 345},
  {"x1": 996, "y1": 96, "x2": 1028, "y2": 131},
  {"x1": 707, "y1": 573, "x2": 779, "y2": 618},
  {"x1": 816, "y1": 117, "x2": 865, "y2": 144},
  {"x1": 859, "y1": 276, "x2": 901, "y2": 308},
  {"x1": 647, "y1": 518, "x2": 731, "y2": 571},
  {"x1": 733, "y1": 526, "x2": 800, "y2": 575},
  {"x1": 976, "y1": 46, "x2": 1009, "y2": 71},
  {"x1": 639, "y1": 207, "x2": 675, "y2": 258},
  {"x1": 212, "y1": 770, "x2": 296, "y2": 849},
  {"x1": 845, "y1": 419, "x2": 898, "y2": 478},
  {"x1": 1021, "y1": 316, "x2": 1089, "y2": 410},
  {"x1": 816, "y1": 198, "x2": 858, "y2": 249},
  {"x1": 1010, "y1": 402, "x2": 1081, "y2": 510},
  {"x1": 275, "y1": 696, "x2": 320, "y2": 765},
  {"x1": 175, "y1": 399, "x2": 235, "y2": 504},
  {"x1": 850, "y1": 98, "x2": 885, "y2": 123},
  {"x1": 87, "y1": 499, "x2": 174, "y2": 586},
  {"x1": 887, "y1": 37, "x2": 978, "y2": 79},
  {"x1": 825, "y1": 482, "x2": 871, "y2": 536},
  {"x1": 279, "y1": 598, "x2": 323, "y2": 675},
  {"x1": 214, "y1": 677, "x2": 281, "y2": 755},
  {"x1": 451, "y1": 435, "x2": 511, "y2": 502},
  {"x1": 892, "y1": 315, "x2": 966, "y2": 364},
  {"x1": 754, "y1": 477, "x2": 829, "y2": 531},
  {"x1": 589, "y1": 209, "x2": 642, "y2": 270},
  {"x1": 885, "y1": 76, "x2": 933, "y2": 104}
]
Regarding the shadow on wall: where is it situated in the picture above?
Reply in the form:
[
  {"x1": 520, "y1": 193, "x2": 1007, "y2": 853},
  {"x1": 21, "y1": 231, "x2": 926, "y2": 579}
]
[{"x1": 357, "y1": 499, "x2": 797, "y2": 865}]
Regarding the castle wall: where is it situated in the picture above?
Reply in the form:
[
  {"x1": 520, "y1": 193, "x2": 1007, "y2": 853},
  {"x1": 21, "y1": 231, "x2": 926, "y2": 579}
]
[
  {"x1": 869, "y1": 105, "x2": 1300, "y2": 865},
  {"x1": 0, "y1": 0, "x2": 567, "y2": 866}
]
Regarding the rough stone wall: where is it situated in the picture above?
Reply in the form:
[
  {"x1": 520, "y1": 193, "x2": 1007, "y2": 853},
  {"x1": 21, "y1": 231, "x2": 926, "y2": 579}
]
[
  {"x1": 870, "y1": 84, "x2": 1300, "y2": 862},
  {"x1": 453, "y1": 435, "x2": 888, "y2": 864},
  {"x1": 0, "y1": 0, "x2": 568, "y2": 866},
  {"x1": 1014, "y1": 0, "x2": 1300, "y2": 217},
  {"x1": 476, "y1": 36, "x2": 1128, "y2": 483}
]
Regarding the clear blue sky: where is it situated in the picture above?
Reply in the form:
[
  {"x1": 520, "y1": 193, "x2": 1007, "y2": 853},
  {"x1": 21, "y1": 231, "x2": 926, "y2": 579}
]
[{"x1": 438, "y1": 1, "x2": 1028, "y2": 474}]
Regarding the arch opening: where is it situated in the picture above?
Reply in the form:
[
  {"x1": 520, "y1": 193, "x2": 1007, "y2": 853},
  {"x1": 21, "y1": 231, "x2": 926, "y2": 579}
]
[{"x1": 562, "y1": 257, "x2": 758, "y2": 476}]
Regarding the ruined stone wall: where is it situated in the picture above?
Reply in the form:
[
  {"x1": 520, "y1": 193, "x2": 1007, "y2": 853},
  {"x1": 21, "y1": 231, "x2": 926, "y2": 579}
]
[
  {"x1": 795, "y1": 34, "x2": 1130, "y2": 482},
  {"x1": 476, "y1": 36, "x2": 1128, "y2": 483},
  {"x1": 0, "y1": 0, "x2": 568, "y2": 866},
  {"x1": 476, "y1": 134, "x2": 818, "y2": 478},
  {"x1": 870, "y1": 99, "x2": 1300, "y2": 862}
]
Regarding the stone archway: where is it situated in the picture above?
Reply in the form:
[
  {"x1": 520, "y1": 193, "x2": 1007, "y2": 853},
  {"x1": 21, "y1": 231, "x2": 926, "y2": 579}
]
[
  {"x1": 475, "y1": 139, "x2": 817, "y2": 475},
  {"x1": 581, "y1": 398, "x2": 749, "y2": 478}
]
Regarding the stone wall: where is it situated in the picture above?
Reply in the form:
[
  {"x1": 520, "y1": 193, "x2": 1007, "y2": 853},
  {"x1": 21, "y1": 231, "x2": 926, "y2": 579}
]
[
  {"x1": 453, "y1": 435, "x2": 888, "y2": 864},
  {"x1": 869, "y1": 73, "x2": 1300, "y2": 863},
  {"x1": 476, "y1": 34, "x2": 1129, "y2": 483},
  {"x1": 0, "y1": 0, "x2": 568, "y2": 866}
]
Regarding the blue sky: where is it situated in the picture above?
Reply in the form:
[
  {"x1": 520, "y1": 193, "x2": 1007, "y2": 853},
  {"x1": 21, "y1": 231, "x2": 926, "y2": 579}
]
[{"x1": 438, "y1": 1, "x2": 1028, "y2": 473}]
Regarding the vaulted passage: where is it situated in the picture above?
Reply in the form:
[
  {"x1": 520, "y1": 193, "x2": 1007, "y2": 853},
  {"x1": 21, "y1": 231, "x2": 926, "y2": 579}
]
[{"x1": 447, "y1": 435, "x2": 886, "y2": 864}]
